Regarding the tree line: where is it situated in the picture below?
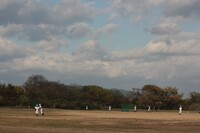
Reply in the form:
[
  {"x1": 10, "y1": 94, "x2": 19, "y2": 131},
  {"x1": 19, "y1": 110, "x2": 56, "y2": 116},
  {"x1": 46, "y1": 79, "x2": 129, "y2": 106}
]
[{"x1": 0, "y1": 75, "x2": 200, "y2": 111}]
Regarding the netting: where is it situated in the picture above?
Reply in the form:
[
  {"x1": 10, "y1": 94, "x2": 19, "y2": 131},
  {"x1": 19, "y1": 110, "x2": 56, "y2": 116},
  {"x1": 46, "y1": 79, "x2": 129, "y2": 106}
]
[{"x1": 121, "y1": 104, "x2": 133, "y2": 112}]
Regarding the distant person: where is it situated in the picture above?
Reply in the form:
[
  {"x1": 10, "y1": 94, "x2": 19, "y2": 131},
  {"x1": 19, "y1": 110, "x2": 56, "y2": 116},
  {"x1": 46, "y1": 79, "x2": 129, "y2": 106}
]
[
  {"x1": 134, "y1": 105, "x2": 137, "y2": 112},
  {"x1": 179, "y1": 105, "x2": 182, "y2": 115},
  {"x1": 86, "y1": 105, "x2": 88, "y2": 110},
  {"x1": 35, "y1": 104, "x2": 39, "y2": 117},
  {"x1": 148, "y1": 105, "x2": 151, "y2": 112},
  {"x1": 109, "y1": 105, "x2": 111, "y2": 111},
  {"x1": 39, "y1": 104, "x2": 44, "y2": 116}
]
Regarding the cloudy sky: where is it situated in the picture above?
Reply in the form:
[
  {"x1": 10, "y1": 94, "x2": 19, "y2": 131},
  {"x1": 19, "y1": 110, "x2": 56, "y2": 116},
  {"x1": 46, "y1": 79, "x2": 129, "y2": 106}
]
[{"x1": 0, "y1": 0, "x2": 200, "y2": 94}]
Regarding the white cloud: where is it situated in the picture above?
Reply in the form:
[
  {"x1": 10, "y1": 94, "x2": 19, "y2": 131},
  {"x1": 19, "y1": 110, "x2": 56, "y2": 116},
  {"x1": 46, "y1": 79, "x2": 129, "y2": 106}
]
[
  {"x1": 0, "y1": 38, "x2": 26, "y2": 61},
  {"x1": 53, "y1": 0, "x2": 96, "y2": 24},
  {"x1": 93, "y1": 23, "x2": 119, "y2": 39},
  {"x1": 36, "y1": 37, "x2": 68, "y2": 52},
  {"x1": 150, "y1": 23, "x2": 181, "y2": 35},
  {"x1": 0, "y1": 0, "x2": 200, "y2": 92},
  {"x1": 164, "y1": 0, "x2": 200, "y2": 19},
  {"x1": 67, "y1": 23, "x2": 91, "y2": 39},
  {"x1": 0, "y1": 0, "x2": 97, "y2": 42},
  {"x1": 110, "y1": 0, "x2": 200, "y2": 20},
  {"x1": 0, "y1": 24, "x2": 24, "y2": 38},
  {"x1": 110, "y1": 0, "x2": 163, "y2": 21},
  {"x1": 0, "y1": 32, "x2": 200, "y2": 92},
  {"x1": 72, "y1": 40, "x2": 110, "y2": 61}
]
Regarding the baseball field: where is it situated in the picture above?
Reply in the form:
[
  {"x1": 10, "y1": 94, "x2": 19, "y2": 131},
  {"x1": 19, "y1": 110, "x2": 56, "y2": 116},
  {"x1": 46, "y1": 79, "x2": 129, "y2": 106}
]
[{"x1": 0, "y1": 108, "x2": 200, "y2": 133}]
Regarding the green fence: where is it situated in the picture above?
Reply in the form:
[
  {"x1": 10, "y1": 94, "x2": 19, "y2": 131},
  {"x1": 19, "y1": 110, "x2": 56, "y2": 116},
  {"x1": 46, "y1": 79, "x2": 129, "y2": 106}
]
[{"x1": 121, "y1": 104, "x2": 133, "y2": 112}]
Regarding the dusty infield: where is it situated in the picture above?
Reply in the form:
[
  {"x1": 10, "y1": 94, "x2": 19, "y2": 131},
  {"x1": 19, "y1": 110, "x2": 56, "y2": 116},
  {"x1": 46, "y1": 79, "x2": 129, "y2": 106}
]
[{"x1": 0, "y1": 108, "x2": 200, "y2": 133}]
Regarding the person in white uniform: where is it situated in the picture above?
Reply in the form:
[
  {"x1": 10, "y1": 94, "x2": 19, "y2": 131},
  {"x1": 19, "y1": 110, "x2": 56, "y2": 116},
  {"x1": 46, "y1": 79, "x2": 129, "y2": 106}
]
[
  {"x1": 134, "y1": 105, "x2": 137, "y2": 112},
  {"x1": 109, "y1": 105, "x2": 111, "y2": 111},
  {"x1": 179, "y1": 105, "x2": 182, "y2": 115},
  {"x1": 35, "y1": 104, "x2": 39, "y2": 117},
  {"x1": 148, "y1": 105, "x2": 151, "y2": 112},
  {"x1": 39, "y1": 104, "x2": 44, "y2": 116}
]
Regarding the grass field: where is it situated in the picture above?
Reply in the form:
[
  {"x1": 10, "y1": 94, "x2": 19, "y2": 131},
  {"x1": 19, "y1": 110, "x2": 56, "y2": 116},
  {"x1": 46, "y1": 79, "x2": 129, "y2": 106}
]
[{"x1": 0, "y1": 108, "x2": 200, "y2": 133}]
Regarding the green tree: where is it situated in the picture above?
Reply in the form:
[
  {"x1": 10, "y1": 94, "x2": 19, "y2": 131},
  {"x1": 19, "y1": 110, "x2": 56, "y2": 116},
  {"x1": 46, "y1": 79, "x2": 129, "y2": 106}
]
[
  {"x1": 24, "y1": 75, "x2": 47, "y2": 106},
  {"x1": 81, "y1": 85, "x2": 114, "y2": 109},
  {"x1": 162, "y1": 87, "x2": 182, "y2": 109},
  {"x1": 110, "y1": 89, "x2": 124, "y2": 108},
  {"x1": 138, "y1": 85, "x2": 182, "y2": 110},
  {"x1": 0, "y1": 84, "x2": 25, "y2": 106},
  {"x1": 190, "y1": 92, "x2": 200, "y2": 103},
  {"x1": 0, "y1": 84, "x2": 6, "y2": 106},
  {"x1": 188, "y1": 92, "x2": 200, "y2": 111},
  {"x1": 138, "y1": 85, "x2": 163, "y2": 109}
]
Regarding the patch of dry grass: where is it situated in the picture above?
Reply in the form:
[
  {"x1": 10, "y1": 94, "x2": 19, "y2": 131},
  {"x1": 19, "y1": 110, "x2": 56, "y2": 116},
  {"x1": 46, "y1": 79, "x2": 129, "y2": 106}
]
[{"x1": 0, "y1": 108, "x2": 200, "y2": 133}]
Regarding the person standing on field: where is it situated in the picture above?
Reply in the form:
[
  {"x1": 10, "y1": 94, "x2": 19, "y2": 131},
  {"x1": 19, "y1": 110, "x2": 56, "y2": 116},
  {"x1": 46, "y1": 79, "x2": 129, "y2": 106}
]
[
  {"x1": 148, "y1": 105, "x2": 151, "y2": 112},
  {"x1": 179, "y1": 105, "x2": 182, "y2": 115},
  {"x1": 109, "y1": 105, "x2": 111, "y2": 111},
  {"x1": 35, "y1": 104, "x2": 39, "y2": 117},
  {"x1": 134, "y1": 105, "x2": 137, "y2": 112},
  {"x1": 39, "y1": 104, "x2": 44, "y2": 116}
]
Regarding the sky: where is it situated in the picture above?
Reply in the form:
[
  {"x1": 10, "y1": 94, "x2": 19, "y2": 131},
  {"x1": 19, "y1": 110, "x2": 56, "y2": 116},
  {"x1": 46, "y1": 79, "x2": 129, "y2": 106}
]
[{"x1": 0, "y1": 0, "x2": 200, "y2": 95}]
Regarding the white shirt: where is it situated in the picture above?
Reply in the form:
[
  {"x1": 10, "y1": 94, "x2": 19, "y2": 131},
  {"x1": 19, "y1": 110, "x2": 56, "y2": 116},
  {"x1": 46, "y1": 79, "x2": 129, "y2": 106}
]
[{"x1": 35, "y1": 106, "x2": 39, "y2": 114}]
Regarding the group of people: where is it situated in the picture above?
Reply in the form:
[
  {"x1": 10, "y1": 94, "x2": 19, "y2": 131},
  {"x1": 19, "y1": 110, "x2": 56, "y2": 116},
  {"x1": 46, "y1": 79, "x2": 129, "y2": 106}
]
[
  {"x1": 133, "y1": 105, "x2": 182, "y2": 115},
  {"x1": 35, "y1": 104, "x2": 44, "y2": 116},
  {"x1": 34, "y1": 104, "x2": 182, "y2": 116}
]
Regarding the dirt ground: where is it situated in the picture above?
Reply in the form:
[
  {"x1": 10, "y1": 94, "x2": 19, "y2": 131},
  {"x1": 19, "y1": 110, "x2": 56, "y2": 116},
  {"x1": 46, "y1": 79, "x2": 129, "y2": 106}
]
[{"x1": 0, "y1": 108, "x2": 200, "y2": 133}]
